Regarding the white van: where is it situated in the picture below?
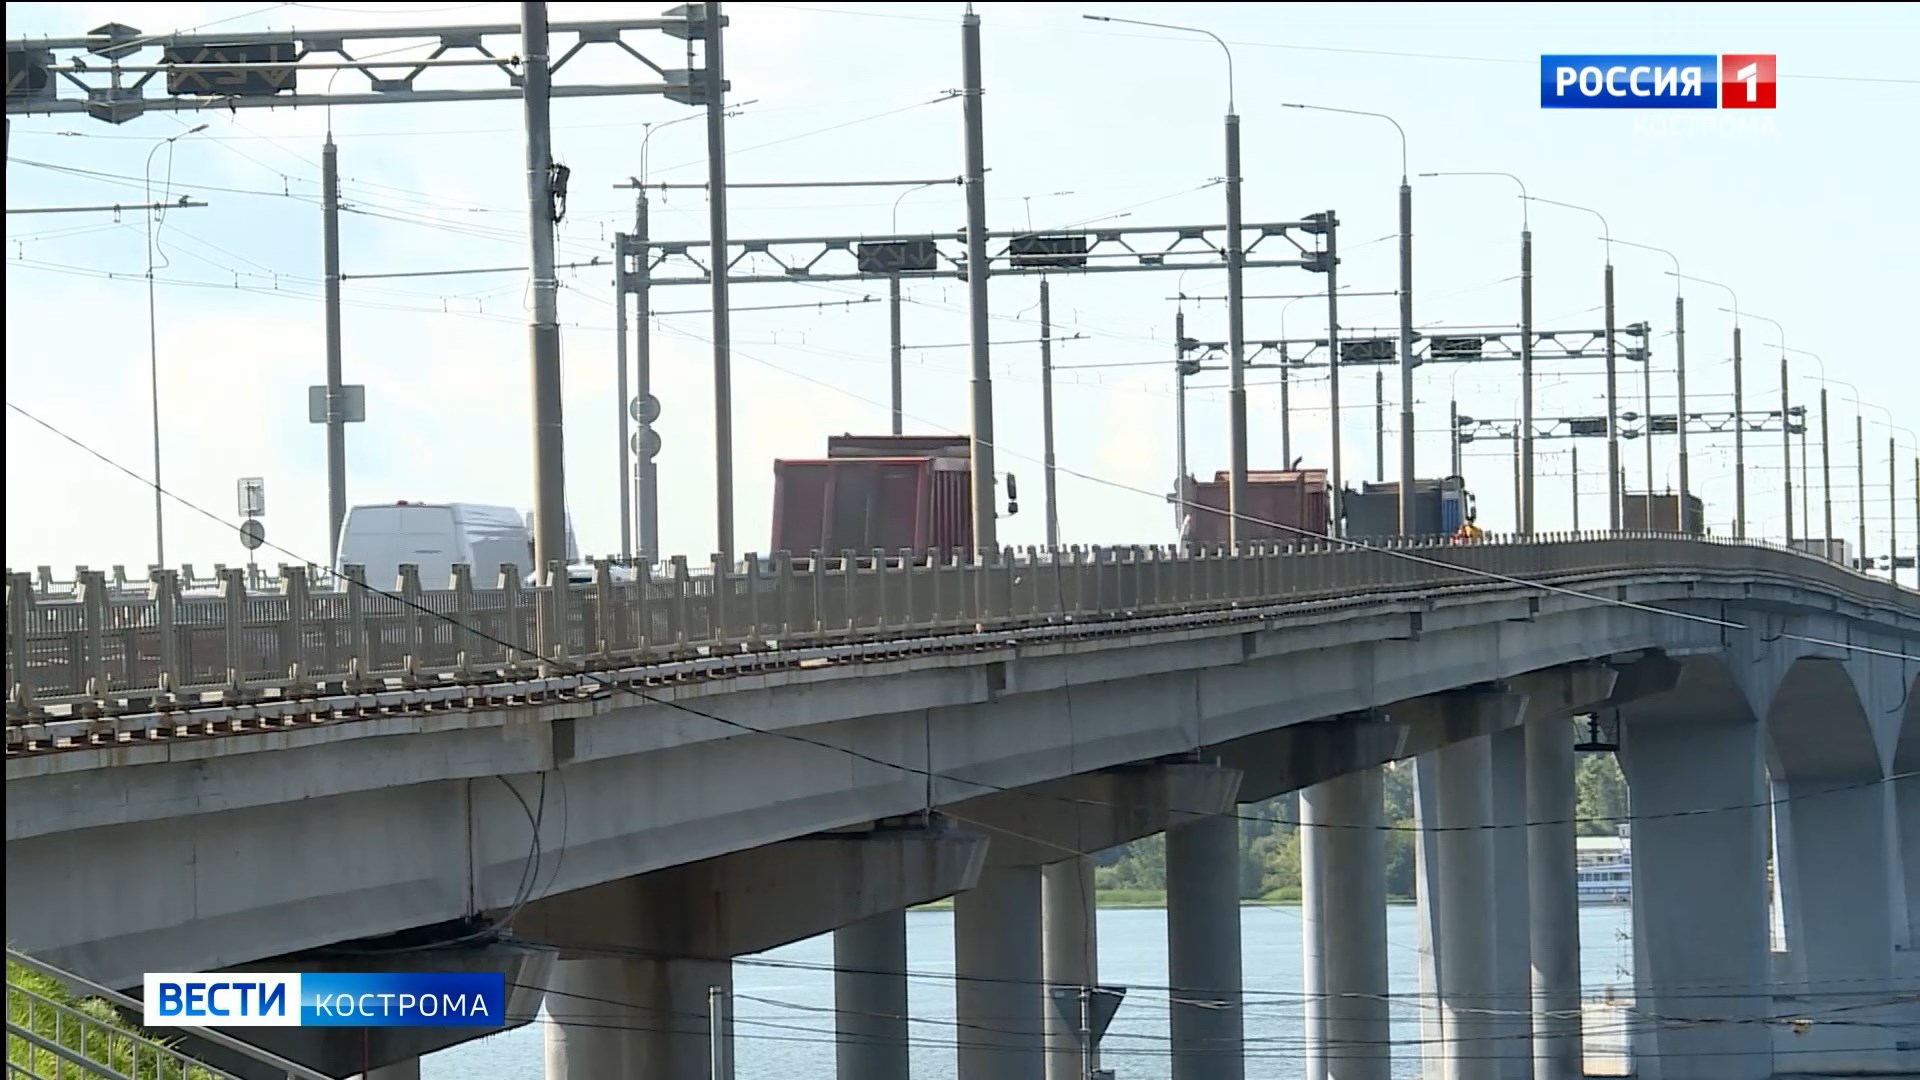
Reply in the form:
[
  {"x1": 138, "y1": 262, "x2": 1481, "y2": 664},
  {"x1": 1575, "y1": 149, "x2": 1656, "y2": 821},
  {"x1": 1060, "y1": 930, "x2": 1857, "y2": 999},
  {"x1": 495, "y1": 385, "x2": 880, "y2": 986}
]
[{"x1": 334, "y1": 501, "x2": 581, "y2": 590}]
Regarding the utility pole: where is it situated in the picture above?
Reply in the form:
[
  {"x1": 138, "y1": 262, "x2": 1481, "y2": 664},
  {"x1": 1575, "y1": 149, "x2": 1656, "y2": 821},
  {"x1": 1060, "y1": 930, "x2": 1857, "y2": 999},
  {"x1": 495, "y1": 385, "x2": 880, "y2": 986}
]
[
  {"x1": 522, "y1": 1, "x2": 567, "y2": 580},
  {"x1": 960, "y1": 8, "x2": 998, "y2": 557},
  {"x1": 1175, "y1": 309, "x2": 1190, "y2": 496},
  {"x1": 889, "y1": 274, "x2": 904, "y2": 435},
  {"x1": 1397, "y1": 177, "x2": 1415, "y2": 534},
  {"x1": 1449, "y1": 398, "x2": 1461, "y2": 476},
  {"x1": 1780, "y1": 356, "x2": 1793, "y2": 545},
  {"x1": 1800, "y1": 419, "x2": 1811, "y2": 545},
  {"x1": 705, "y1": 0, "x2": 737, "y2": 562},
  {"x1": 1519, "y1": 226, "x2": 1535, "y2": 533},
  {"x1": 1325, "y1": 212, "x2": 1344, "y2": 535},
  {"x1": 1733, "y1": 326, "x2": 1746, "y2": 537},
  {"x1": 1040, "y1": 278, "x2": 1059, "y2": 547},
  {"x1": 321, "y1": 136, "x2": 348, "y2": 563},
  {"x1": 1604, "y1": 262, "x2": 1620, "y2": 529}
]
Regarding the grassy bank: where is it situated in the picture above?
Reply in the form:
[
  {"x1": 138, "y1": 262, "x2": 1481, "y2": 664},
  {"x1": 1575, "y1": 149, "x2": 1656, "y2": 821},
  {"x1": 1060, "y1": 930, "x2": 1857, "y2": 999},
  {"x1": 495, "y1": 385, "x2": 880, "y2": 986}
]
[
  {"x1": 6, "y1": 958, "x2": 214, "y2": 1079},
  {"x1": 912, "y1": 889, "x2": 1416, "y2": 912}
]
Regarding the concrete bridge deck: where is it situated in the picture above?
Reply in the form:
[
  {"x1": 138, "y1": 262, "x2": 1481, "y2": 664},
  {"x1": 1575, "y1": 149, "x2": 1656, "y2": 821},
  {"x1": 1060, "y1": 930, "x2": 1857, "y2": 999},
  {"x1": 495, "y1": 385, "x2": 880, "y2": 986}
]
[{"x1": 6, "y1": 533, "x2": 1918, "y2": 1080}]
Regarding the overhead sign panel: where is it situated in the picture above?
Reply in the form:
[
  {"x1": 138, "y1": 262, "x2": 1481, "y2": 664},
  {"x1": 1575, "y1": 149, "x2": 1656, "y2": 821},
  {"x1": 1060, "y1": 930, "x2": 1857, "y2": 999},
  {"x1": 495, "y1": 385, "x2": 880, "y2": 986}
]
[
  {"x1": 1009, "y1": 233, "x2": 1089, "y2": 270},
  {"x1": 164, "y1": 41, "x2": 298, "y2": 97},
  {"x1": 855, "y1": 239, "x2": 940, "y2": 275}
]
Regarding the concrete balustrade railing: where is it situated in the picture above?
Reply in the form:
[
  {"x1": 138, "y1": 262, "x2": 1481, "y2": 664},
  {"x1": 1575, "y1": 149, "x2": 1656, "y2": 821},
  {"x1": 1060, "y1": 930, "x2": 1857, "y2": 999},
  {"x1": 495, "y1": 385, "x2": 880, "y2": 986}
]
[{"x1": 4, "y1": 532, "x2": 1911, "y2": 721}]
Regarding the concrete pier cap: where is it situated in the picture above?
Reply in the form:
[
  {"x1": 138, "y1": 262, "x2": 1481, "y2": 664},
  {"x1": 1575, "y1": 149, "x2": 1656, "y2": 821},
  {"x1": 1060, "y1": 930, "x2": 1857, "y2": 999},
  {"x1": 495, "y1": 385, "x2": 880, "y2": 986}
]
[
  {"x1": 944, "y1": 762, "x2": 1245, "y2": 865},
  {"x1": 510, "y1": 822, "x2": 989, "y2": 959}
]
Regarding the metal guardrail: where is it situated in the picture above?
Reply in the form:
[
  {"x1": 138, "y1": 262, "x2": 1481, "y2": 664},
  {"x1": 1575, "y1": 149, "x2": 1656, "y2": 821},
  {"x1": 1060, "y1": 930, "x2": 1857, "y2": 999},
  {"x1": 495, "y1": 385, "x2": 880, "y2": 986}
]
[
  {"x1": 5, "y1": 949, "x2": 330, "y2": 1080},
  {"x1": 5, "y1": 533, "x2": 1913, "y2": 728}
]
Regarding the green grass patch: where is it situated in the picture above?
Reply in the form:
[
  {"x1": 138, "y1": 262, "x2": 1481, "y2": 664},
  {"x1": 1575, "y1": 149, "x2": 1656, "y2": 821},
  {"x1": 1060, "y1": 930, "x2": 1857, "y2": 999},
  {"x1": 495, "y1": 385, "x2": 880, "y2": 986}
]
[{"x1": 7, "y1": 957, "x2": 216, "y2": 1080}]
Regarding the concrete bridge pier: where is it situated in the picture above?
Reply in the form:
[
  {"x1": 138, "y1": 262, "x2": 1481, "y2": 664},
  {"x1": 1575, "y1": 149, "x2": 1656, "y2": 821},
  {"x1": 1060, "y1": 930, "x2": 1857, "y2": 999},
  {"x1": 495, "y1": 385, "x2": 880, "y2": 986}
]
[
  {"x1": 1429, "y1": 735, "x2": 1499, "y2": 1080},
  {"x1": 1299, "y1": 767, "x2": 1389, "y2": 1080},
  {"x1": 834, "y1": 909, "x2": 910, "y2": 1080},
  {"x1": 1042, "y1": 856, "x2": 1099, "y2": 1080},
  {"x1": 955, "y1": 863, "x2": 1045, "y2": 1080},
  {"x1": 1488, "y1": 725, "x2": 1535, "y2": 1080},
  {"x1": 1166, "y1": 809, "x2": 1245, "y2": 1080},
  {"x1": 1524, "y1": 714, "x2": 1582, "y2": 1080},
  {"x1": 1617, "y1": 700, "x2": 1774, "y2": 1079},
  {"x1": 542, "y1": 956, "x2": 648, "y2": 1080}
]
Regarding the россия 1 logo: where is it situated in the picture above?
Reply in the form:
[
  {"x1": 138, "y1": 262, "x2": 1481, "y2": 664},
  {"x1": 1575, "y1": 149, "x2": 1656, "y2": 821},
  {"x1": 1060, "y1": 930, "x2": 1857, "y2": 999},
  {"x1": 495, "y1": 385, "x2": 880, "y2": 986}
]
[{"x1": 1540, "y1": 55, "x2": 1776, "y2": 109}]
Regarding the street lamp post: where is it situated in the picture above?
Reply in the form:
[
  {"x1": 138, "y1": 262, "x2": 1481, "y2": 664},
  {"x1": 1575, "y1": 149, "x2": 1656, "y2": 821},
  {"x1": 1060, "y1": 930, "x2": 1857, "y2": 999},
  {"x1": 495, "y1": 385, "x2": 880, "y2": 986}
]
[
  {"x1": 1285, "y1": 103, "x2": 1415, "y2": 535},
  {"x1": 1421, "y1": 172, "x2": 1533, "y2": 532},
  {"x1": 1673, "y1": 274, "x2": 1746, "y2": 538},
  {"x1": 1086, "y1": 14, "x2": 1249, "y2": 546},
  {"x1": 144, "y1": 123, "x2": 209, "y2": 571},
  {"x1": 1613, "y1": 239, "x2": 1690, "y2": 533},
  {"x1": 1526, "y1": 196, "x2": 1619, "y2": 529}
]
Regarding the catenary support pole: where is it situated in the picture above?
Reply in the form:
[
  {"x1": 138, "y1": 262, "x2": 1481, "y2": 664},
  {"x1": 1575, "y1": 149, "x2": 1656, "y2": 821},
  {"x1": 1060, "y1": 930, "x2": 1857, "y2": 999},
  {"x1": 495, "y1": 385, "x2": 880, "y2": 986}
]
[
  {"x1": 1675, "y1": 294, "x2": 1689, "y2": 531},
  {"x1": 615, "y1": 230, "x2": 632, "y2": 561},
  {"x1": 1519, "y1": 228, "x2": 1534, "y2": 533},
  {"x1": 1856, "y1": 415, "x2": 1866, "y2": 569},
  {"x1": 1733, "y1": 326, "x2": 1746, "y2": 537},
  {"x1": 889, "y1": 274, "x2": 904, "y2": 435},
  {"x1": 1398, "y1": 179, "x2": 1416, "y2": 533},
  {"x1": 1376, "y1": 369, "x2": 1386, "y2": 482},
  {"x1": 1781, "y1": 355, "x2": 1793, "y2": 544},
  {"x1": 1225, "y1": 112, "x2": 1249, "y2": 547},
  {"x1": 1325, "y1": 213, "x2": 1344, "y2": 535},
  {"x1": 635, "y1": 195, "x2": 659, "y2": 564},
  {"x1": 1890, "y1": 436, "x2": 1898, "y2": 583},
  {"x1": 1643, "y1": 338, "x2": 1654, "y2": 526},
  {"x1": 322, "y1": 136, "x2": 348, "y2": 562},
  {"x1": 1175, "y1": 309, "x2": 1189, "y2": 500},
  {"x1": 1040, "y1": 278, "x2": 1059, "y2": 547},
  {"x1": 704, "y1": 0, "x2": 736, "y2": 562},
  {"x1": 521, "y1": 2, "x2": 567, "y2": 578},
  {"x1": 960, "y1": 9, "x2": 999, "y2": 557},
  {"x1": 1604, "y1": 262, "x2": 1619, "y2": 529},
  {"x1": 1820, "y1": 388, "x2": 1832, "y2": 555}
]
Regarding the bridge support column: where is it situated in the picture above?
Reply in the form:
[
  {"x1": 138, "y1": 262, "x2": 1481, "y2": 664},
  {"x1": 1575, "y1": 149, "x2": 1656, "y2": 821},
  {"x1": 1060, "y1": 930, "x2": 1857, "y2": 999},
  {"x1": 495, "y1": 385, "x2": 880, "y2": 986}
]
[
  {"x1": 356, "y1": 1059, "x2": 420, "y2": 1080},
  {"x1": 1774, "y1": 775, "x2": 1902, "y2": 1067},
  {"x1": 1900, "y1": 767, "x2": 1920, "y2": 950},
  {"x1": 1489, "y1": 725, "x2": 1534, "y2": 1079},
  {"x1": 955, "y1": 863, "x2": 1045, "y2": 1080},
  {"x1": 1422, "y1": 736, "x2": 1498, "y2": 1080},
  {"x1": 1524, "y1": 717, "x2": 1582, "y2": 1080},
  {"x1": 1300, "y1": 768, "x2": 1389, "y2": 1080},
  {"x1": 1166, "y1": 810, "x2": 1245, "y2": 1080},
  {"x1": 1618, "y1": 713, "x2": 1773, "y2": 1079},
  {"x1": 835, "y1": 909, "x2": 909, "y2": 1080},
  {"x1": 544, "y1": 957, "x2": 641, "y2": 1080},
  {"x1": 1043, "y1": 856, "x2": 1099, "y2": 1080}
]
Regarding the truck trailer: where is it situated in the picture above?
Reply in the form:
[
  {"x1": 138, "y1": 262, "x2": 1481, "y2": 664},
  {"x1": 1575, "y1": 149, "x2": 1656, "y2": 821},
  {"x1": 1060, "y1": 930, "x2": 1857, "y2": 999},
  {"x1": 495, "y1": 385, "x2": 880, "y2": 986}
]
[
  {"x1": 1175, "y1": 469, "x2": 1332, "y2": 546},
  {"x1": 1343, "y1": 476, "x2": 1476, "y2": 540},
  {"x1": 771, "y1": 434, "x2": 1007, "y2": 556}
]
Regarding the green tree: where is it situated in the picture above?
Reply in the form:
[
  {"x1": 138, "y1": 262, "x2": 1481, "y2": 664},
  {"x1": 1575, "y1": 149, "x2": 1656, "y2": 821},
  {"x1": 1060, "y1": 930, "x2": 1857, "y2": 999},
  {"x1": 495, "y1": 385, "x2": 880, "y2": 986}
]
[
  {"x1": 1383, "y1": 761, "x2": 1415, "y2": 822},
  {"x1": 1575, "y1": 751, "x2": 1629, "y2": 836},
  {"x1": 1383, "y1": 818, "x2": 1418, "y2": 900},
  {"x1": 1260, "y1": 828, "x2": 1303, "y2": 897}
]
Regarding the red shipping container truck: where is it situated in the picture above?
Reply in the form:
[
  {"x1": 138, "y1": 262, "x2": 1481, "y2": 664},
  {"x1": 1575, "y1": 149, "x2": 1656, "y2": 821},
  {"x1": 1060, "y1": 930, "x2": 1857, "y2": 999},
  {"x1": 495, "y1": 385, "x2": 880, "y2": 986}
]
[
  {"x1": 771, "y1": 434, "x2": 975, "y2": 556},
  {"x1": 1176, "y1": 469, "x2": 1331, "y2": 545}
]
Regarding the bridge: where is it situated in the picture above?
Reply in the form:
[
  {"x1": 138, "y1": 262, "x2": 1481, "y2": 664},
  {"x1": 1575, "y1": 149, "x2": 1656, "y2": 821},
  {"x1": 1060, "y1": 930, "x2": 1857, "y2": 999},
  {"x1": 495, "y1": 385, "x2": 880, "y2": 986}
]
[{"x1": 7, "y1": 533, "x2": 1919, "y2": 1080}]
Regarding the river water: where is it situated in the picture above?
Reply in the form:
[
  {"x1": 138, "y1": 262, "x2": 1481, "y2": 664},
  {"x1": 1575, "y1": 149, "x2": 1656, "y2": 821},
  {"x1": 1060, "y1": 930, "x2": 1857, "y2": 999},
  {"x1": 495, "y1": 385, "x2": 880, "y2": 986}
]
[{"x1": 424, "y1": 904, "x2": 1635, "y2": 1079}]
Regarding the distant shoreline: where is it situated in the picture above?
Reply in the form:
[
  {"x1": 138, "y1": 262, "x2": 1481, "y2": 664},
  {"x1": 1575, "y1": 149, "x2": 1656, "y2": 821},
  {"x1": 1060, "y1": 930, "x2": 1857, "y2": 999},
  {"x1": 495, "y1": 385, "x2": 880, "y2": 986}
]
[{"x1": 911, "y1": 889, "x2": 1419, "y2": 912}]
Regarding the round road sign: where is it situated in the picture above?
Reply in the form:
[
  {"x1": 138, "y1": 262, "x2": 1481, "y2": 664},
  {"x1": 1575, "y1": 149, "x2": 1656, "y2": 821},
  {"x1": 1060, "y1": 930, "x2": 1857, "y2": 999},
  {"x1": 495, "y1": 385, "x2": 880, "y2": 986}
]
[
  {"x1": 629, "y1": 393, "x2": 661, "y2": 425},
  {"x1": 239, "y1": 518, "x2": 267, "y2": 551},
  {"x1": 630, "y1": 427, "x2": 662, "y2": 459}
]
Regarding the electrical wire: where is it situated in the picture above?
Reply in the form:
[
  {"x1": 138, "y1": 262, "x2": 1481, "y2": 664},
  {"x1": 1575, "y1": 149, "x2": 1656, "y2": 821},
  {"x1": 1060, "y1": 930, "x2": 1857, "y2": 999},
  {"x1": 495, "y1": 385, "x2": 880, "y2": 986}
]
[{"x1": 6, "y1": 397, "x2": 1913, "y2": 847}]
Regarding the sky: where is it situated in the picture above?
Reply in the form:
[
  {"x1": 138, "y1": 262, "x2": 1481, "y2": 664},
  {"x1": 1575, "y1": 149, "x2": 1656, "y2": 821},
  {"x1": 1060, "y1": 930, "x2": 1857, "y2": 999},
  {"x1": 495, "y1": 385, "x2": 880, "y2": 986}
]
[{"x1": 6, "y1": 1, "x2": 1918, "y2": 579}]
